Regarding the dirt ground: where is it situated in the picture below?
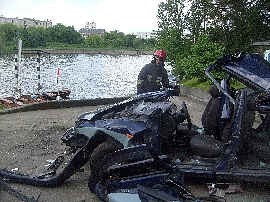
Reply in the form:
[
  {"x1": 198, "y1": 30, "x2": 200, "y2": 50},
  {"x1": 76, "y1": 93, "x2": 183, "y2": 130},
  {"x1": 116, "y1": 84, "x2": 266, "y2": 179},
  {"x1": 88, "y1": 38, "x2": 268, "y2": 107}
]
[{"x1": 0, "y1": 96, "x2": 269, "y2": 202}]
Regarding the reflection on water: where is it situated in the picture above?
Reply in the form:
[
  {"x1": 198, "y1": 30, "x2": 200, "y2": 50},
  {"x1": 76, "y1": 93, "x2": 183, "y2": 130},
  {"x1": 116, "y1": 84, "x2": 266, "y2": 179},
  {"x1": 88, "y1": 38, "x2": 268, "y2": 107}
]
[{"x1": 0, "y1": 54, "x2": 171, "y2": 99}]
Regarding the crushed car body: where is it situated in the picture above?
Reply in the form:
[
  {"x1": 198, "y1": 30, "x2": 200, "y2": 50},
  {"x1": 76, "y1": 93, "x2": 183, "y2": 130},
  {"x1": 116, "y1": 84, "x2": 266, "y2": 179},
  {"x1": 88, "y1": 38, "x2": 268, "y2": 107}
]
[
  {"x1": 87, "y1": 52, "x2": 270, "y2": 201},
  {"x1": 67, "y1": 52, "x2": 270, "y2": 183},
  {"x1": 1, "y1": 52, "x2": 270, "y2": 201}
]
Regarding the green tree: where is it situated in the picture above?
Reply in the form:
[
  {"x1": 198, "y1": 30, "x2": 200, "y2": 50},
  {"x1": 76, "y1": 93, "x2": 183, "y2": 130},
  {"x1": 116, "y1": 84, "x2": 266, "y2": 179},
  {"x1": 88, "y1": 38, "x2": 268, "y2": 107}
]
[
  {"x1": 185, "y1": 0, "x2": 212, "y2": 43},
  {"x1": 63, "y1": 26, "x2": 84, "y2": 44},
  {"x1": 0, "y1": 31, "x2": 4, "y2": 55},
  {"x1": 144, "y1": 38, "x2": 156, "y2": 47},
  {"x1": 175, "y1": 33, "x2": 225, "y2": 81},
  {"x1": 157, "y1": 0, "x2": 192, "y2": 65},
  {"x1": 85, "y1": 34, "x2": 105, "y2": 48},
  {"x1": 206, "y1": 0, "x2": 270, "y2": 54},
  {"x1": 133, "y1": 38, "x2": 142, "y2": 49},
  {"x1": 20, "y1": 26, "x2": 48, "y2": 48},
  {"x1": 0, "y1": 23, "x2": 20, "y2": 41},
  {"x1": 156, "y1": 0, "x2": 269, "y2": 81},
  {"x1": 123, "y1": 34, "x2": 136, "y2": 48},
  {"x1": 0, "y1": 23, "x2": 21, "y2": 54},
  {"x1": 104, "y1": 31, "x2": 125, "y2": 48},
  {"x1": 47, "y1": 23, "x2": 83, "y2": 44}
]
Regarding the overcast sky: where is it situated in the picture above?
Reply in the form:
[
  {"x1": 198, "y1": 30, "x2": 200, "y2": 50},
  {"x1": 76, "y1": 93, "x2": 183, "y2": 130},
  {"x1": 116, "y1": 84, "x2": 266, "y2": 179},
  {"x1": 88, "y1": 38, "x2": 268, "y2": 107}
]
[{"x1": 0, "y1": 0, "x2": 164, "y2": 34}]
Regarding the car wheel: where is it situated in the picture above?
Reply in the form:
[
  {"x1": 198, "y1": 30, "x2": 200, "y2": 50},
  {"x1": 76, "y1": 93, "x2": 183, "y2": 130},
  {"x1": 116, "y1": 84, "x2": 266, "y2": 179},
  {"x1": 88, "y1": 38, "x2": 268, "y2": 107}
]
[{"x1": 90, "y1": 141, "x2": 121, "y2": 169}]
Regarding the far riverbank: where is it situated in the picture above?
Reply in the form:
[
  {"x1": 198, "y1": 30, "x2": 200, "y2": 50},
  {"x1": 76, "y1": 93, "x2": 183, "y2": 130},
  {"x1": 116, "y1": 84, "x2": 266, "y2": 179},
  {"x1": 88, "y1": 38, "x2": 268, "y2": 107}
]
[{"x1": 21, "y1": 49, "x2": 154, "y2": 55}]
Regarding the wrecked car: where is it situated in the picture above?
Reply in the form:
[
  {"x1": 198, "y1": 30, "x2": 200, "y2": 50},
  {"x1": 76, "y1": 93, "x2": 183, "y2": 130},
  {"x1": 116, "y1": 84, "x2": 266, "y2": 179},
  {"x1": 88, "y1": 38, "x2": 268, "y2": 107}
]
[
  {"x1": 65, "y1": 52, "x2": 270, "y2": 183},
  {"x1": 1, "y1": 52, "x2": 270, "y2": 200},
  {"x1": 87, "y1": 52, "x2": 270, "y2": 201}
]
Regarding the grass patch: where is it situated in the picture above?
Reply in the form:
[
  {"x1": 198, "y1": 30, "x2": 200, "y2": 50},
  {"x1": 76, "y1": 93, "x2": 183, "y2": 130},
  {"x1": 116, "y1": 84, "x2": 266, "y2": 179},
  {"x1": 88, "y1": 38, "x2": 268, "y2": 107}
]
[
  {"x1": 181, "y1": 78, "x2": 246, "y2": 91},
  {"x1": 181, "y1": 78, "x2": 210, "y2": 91}
]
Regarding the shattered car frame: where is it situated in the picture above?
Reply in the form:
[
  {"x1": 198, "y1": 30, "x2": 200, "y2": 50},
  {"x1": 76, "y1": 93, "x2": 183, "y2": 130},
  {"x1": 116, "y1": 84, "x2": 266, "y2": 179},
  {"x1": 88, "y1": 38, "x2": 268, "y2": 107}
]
[
  {"x1": 87, "y1": 53, "x2": 270, "y2": 183},
  {"x1": 172, "y1": 53, "x2": 270, "y2": 182},
  {"x1": 87, "y1": 53, "x2": 270, "y2": 201}
]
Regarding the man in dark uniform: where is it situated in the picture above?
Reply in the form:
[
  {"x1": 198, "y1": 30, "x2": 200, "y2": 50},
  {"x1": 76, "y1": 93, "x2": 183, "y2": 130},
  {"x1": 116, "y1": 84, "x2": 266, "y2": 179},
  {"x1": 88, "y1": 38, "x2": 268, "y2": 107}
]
[{"x1": 137, "y1": 50, "x2": 169, "y2": 94}]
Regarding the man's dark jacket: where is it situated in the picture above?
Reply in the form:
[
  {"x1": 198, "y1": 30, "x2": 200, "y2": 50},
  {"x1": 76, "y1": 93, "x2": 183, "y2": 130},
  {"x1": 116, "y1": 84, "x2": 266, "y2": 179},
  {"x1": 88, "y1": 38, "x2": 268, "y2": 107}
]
[{"x1": 137, "y1": 60, "x2": 169, "y2": 94}]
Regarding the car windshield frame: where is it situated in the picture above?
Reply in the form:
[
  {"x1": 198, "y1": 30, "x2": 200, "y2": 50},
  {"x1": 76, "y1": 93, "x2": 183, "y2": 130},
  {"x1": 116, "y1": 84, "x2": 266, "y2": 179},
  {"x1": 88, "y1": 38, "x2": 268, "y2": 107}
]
[{"x1": 206, "y1": 53, "x2": 270, "y2": 99}]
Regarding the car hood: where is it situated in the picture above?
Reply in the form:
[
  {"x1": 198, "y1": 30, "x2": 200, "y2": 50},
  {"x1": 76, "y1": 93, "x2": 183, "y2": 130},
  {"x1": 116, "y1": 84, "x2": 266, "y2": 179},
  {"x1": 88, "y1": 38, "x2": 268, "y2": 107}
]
[
  {"x1": 76, "y1": 90, "x2": 172, "y2": 121},
  {"x1": 209, "y1": 53, "x2": 270, "y2": 92}
]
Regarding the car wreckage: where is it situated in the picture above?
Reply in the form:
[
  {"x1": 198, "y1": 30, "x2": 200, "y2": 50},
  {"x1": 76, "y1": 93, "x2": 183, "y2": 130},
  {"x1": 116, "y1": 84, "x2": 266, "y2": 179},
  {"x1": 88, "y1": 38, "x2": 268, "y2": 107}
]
[{"x1": 1, "y1": 52, "x2": 270, "y2": 201}]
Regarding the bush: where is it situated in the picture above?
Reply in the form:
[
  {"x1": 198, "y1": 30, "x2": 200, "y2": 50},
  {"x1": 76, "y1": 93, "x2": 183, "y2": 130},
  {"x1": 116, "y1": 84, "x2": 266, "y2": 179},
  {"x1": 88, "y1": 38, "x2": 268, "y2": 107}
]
[{"x1": 174, "y1": 33, "x2": 225, "y2": 82}]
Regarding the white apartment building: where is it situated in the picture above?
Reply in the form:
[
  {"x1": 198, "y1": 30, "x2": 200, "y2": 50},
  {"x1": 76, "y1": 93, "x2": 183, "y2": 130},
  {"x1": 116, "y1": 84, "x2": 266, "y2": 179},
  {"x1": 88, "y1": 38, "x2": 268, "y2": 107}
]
[
  {"x1": 0, "y1": 15, "x2": 52, "y2": 28},
  {"x1": 85, "y1": 22, "x2": 96, "y2": 30},
  {"x1": 136, "y1": 30, "x2": 157, "y2": 39}
]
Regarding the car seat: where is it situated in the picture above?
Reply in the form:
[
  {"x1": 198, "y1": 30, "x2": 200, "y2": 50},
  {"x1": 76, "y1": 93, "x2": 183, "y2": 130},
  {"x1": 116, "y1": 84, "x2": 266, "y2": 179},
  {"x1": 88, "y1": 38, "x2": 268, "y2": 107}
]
[
  {"x1": 175, "y1": 85, "x2": 223, "y2": 158},
  {"x1": 190, "y1": 89, "x2": 255, "y2": 161},
  {"x1": 190, "y1": 85, "x2": 224, "y2": 159},
  {"x1": 201, "y1": 85, "x2": 222, "y2": 140}
]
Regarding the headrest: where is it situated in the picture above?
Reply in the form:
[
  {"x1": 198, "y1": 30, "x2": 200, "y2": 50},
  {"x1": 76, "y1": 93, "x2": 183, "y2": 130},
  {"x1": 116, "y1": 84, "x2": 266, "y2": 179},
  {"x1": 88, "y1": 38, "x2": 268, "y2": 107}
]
[{"x1": 209, "y1": 85, "x2": 220, "y2": 98}]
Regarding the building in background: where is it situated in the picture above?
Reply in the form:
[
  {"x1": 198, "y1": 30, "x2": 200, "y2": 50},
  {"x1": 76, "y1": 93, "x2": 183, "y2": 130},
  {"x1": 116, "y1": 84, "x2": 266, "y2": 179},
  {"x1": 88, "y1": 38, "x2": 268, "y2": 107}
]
[
  {"x1": 136, "y1": 30, "x2": 157, "y2": 39},
  {"x1": 85, "y1": 22, "x2": 96, "y2": 30},
  {"x1": 79, "y1": 28, "x2": 106, "y2": 39},
  {"x1": 0, "y1": 15, "x2": 52, "y2": 28},
  {"x1": 78, "y1": 22, "x2": 105, "y2": 39}
]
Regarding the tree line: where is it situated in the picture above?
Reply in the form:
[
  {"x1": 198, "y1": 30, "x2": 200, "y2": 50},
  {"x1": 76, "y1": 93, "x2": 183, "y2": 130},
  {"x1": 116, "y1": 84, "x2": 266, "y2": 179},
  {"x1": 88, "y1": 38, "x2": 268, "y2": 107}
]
[
  {"x1": 0, "y1": 23, "x2": 156, "y2": 55},
  {"x1": 0, "y1": 0, "x2": 269, "y2": 82},
  {"x1": 156, "y1": 0, "x2": 270, "y2": 81}
]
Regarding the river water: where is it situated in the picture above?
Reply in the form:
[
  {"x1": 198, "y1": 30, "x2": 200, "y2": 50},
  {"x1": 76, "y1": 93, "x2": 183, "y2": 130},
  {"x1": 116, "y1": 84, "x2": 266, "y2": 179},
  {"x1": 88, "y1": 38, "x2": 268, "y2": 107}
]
[{"x1": 0, "y1": 54, "x2": 172, "y2": 100}]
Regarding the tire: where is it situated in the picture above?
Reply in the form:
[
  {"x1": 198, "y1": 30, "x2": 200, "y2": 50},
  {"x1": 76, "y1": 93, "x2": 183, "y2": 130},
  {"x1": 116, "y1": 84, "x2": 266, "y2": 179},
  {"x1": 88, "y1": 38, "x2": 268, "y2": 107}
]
[{"x1": 90, "y1": 141, "x2": 121, "y2": 169}]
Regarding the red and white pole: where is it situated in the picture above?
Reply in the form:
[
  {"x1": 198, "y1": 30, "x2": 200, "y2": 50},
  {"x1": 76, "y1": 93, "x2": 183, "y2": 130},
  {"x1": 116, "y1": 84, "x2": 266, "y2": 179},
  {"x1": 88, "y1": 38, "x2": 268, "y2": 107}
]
[
  {"x1": 36, "y1": 50, "x2": 42, "y2": 93},
  {"x1": 14, "y1": 39, "x2": 22, "y2": 99},
  {"x1": 56, "y1": 67, "x2": 61, "y2": 100}
]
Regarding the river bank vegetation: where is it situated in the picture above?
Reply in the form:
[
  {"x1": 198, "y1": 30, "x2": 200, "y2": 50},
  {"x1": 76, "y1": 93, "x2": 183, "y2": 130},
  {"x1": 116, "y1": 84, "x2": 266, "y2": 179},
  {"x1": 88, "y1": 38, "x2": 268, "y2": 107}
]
[
  {"x1": 0, "y1": 23, "x2": 156, "y2": 54},
  {"x1": 0, "y1": 0, "x2": 269, "y2": 84}
]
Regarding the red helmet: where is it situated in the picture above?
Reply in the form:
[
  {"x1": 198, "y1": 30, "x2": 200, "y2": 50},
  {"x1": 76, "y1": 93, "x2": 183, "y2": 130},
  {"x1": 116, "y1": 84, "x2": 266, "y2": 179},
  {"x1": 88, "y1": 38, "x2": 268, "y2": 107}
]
[{"x1": 154, "y1": 49, "x2": 166, "y2": 59}]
